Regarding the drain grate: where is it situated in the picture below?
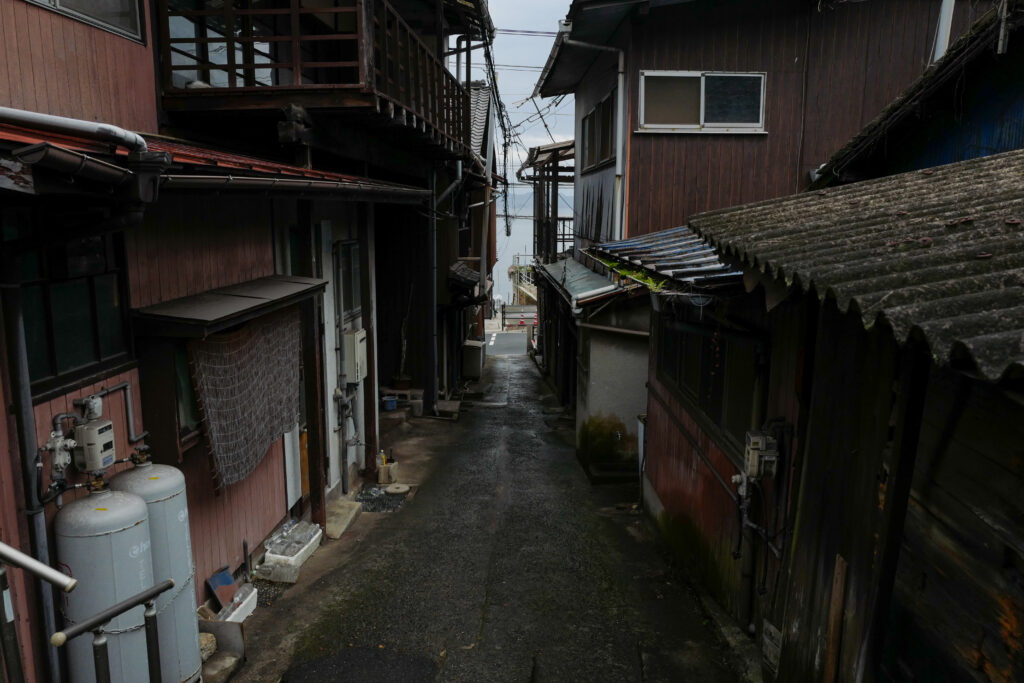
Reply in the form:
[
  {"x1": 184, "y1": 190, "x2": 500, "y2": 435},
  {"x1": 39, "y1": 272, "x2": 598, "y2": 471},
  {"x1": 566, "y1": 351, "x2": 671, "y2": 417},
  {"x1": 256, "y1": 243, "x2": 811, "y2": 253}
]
[{"x1": 355, "y1": 486, "x2": 408, "y2": 513}]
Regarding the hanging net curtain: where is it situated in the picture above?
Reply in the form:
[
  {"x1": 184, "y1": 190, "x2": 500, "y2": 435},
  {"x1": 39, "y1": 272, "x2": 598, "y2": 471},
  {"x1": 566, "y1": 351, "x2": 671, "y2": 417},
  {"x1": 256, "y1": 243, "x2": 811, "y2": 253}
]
[{"x1": 190, "y1": 307, "x2": 302, "y2": 487}]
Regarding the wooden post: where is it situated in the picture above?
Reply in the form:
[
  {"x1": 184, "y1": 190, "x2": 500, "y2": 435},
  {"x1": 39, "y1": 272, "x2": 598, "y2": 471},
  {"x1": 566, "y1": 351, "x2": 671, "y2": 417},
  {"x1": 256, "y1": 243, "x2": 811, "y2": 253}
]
[
  {"x1": 359, "y1": 204, "x2": 379, "y2": 472},
  {"x1": 857, "y1": 345, "x2": 932, "y2": 678},
  {"x1": 823, "y1": 554, "x2": 848, "y2": 683},
  {"x1": 301, "y1": 296, "x2": 327, "y2": 528}
]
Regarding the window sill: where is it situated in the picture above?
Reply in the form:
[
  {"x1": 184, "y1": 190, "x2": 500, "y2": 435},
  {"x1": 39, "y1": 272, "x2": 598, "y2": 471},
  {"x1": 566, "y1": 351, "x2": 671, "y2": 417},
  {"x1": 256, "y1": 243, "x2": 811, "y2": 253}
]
[
  {"x1": 635, "y1": 127, "x2": 767, "y2": 135},
  {"x1": 580, "y1": 158, "x2": 616, "y2": 176},
  {"x1": 31, "y1": 356, "x2": 138, "y2": 405}
]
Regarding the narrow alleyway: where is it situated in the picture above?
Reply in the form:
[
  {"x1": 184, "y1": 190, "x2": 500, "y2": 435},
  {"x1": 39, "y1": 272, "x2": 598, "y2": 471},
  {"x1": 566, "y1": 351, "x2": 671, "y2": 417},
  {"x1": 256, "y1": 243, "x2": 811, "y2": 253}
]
[{"x1": 240, "y1": 354, "x2": 737, "y2": 682}]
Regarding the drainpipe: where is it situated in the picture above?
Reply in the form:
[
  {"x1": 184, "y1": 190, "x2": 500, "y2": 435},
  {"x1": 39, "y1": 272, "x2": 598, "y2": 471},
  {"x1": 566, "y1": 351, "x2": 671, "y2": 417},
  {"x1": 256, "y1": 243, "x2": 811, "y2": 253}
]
[
  {"x1": 563, "y1": 40, "x2": 625, "y2": 241},
  {"x1": 932, "y1": 0, "x2": 956, "y2": 62},
  {"x1": 335, "y1": 240, "x2": 350, "y2": 494},
  {"x1": 426, "y1": 162, "x2": 464, "y2": 416},
  {"x1": 480, "y1": 92, "x2": 496, "y2": 315},
  {"x1": 1, "y1": 283, "x2": 62, "y2": 683},
  {"x1": 0, "y1": 106, "x2": 147, "y2": 154}
]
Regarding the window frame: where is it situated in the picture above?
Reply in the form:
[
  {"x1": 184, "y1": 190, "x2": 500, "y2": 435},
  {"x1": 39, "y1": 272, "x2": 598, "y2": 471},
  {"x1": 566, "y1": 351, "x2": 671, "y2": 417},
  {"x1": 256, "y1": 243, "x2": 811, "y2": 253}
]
[
  {"x1": 17, "y1": 233, "x2": 135, "y2": 402},
  {"x1": 655, "y1": 313, "x2": 767, "y2": 461},
  {"x1": 580, "y1": 89, "x2": 617, "y2": 174},
  {"x1": 24, "y1": 0, "x2": 145, "y2": 43},
  {"x1": 638, "y1": 70, "x2": 767, "y2": 134}
]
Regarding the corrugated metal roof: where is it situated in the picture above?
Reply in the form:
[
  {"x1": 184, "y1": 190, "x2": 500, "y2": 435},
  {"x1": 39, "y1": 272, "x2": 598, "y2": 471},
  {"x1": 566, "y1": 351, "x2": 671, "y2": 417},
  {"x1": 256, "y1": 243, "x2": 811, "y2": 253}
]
[
  {"x1": 538, "y1": 257, "x2": 623, "y2": 307},
  {"x1": 469, "y1": 84, "x2": 491, "y2": 160},
  {"x1": 593, "y1": 225, "x2": 742, "y2": 285},
  {"x1": 689, "y1": 148, "x2": 1024, "y2": 381}
]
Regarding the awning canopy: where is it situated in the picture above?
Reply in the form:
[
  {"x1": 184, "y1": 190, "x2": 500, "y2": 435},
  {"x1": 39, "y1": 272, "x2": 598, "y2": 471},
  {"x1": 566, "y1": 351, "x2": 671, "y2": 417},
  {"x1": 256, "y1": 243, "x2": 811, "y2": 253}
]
[
  {"x1": 538, "y1": 257, "x2": 624, "y2": 309},
  {"x1": 133, "y1": 275, "x2": 326, "y2": 338},
  {"x1": 592, "y1": 225, "x2": 742, "y2": 286}
]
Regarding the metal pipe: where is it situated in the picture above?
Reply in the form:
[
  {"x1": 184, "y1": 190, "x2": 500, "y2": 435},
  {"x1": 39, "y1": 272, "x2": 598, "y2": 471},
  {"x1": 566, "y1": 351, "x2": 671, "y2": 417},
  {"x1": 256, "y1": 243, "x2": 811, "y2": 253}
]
[
  {"x1": 334, "y1": 239, "x2": 350, "y2": 495},
  {"x1": 74, "y1": 382, "x2": 148, "y2": 443},
  {"x1": 0, "y1": 283, "x2": 63, "y2": 682},
  {"x1": 933, "y1": 0, "x2": 956, "y2": 62},
  {"x1": 1, "y1": 566, "x2": 26, "y2": 683},
  {"x1": 159, "y1": 175, "x2": 430, "y2": 202},
  {"x1": 0, "y1": 106, "x2": 147, "y2": 153},
  {"x1": 51, "y1": 579, "x2": 174, "y2": 646},
  {"x1": 0, "y1": 541, "x2": 77, "y2": 593},
  {"x1": 480, "y1": 91, "x2": 496, "y2": 316},
  {"x1": 576, "y1": 321, "x2": 649, "y2": 337},
  {"x1": 91, "y1": 632, "x2": 111, "y2": 683},
  {"x1": 13, "y1": 143, "x2": 135, "y2": 185},
  {"x1": 563, "y1": 39, "x2": 626, "y2": 240},
  {"x1": 144, "y1": 600, "x2": 161, "y2": 683}
]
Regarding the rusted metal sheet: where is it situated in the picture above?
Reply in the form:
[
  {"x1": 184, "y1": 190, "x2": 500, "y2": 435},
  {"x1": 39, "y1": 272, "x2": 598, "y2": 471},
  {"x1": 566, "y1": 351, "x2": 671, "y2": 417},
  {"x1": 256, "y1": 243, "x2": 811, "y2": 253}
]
[{"x1": 0, "y1": 154, "x2": 33, "y2": 194}]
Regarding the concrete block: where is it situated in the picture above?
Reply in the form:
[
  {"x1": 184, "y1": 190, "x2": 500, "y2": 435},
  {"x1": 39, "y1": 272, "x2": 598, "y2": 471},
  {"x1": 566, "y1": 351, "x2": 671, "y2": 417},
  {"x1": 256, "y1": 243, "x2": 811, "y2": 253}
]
[
  {"x1": 254, "y1": 561, "x2": 300, "y2": 584},
  {"x1": 202, "y1": 652, "x2": 241, "y2": 683},
  {"x1": 326, "y1": 500, "x2": 362, "y2": 539},
  {"x1": 378, "y1": 463, "x2": 399, "y2": 484},
  {"x1": 199, "y1": 632, "x2": 217, "y2": 662}
]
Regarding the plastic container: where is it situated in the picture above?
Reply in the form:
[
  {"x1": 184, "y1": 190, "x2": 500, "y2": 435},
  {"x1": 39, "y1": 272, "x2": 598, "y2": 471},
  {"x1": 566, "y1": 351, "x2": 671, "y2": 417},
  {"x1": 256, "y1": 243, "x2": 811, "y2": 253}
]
[{"x1": 381, "y1": 395, "x2": 397, "y2": 411}]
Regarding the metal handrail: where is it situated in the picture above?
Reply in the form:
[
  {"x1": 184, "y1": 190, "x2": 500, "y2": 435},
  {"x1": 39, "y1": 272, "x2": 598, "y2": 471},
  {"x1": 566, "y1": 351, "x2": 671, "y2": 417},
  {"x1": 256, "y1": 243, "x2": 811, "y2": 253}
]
[
  {"x1": 51, "y1": 579, "x2": 174, "y2": 683},
  {"x1": 0, "y1": 540, "x2": 77, "y2": 593}
]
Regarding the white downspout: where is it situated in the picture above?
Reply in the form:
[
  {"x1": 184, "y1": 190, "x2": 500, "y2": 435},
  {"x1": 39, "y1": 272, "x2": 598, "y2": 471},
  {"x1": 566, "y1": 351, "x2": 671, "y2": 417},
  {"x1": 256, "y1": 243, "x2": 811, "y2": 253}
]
[
  {"x1": 563, "y1": 40, "x2": 626, "y2": 241},
  {"x1": 0, "y1": 106, "x2": 148, "y2": 153},
  {"x1": 933, "y1": 0, "x2": 956, "y2": 62}
]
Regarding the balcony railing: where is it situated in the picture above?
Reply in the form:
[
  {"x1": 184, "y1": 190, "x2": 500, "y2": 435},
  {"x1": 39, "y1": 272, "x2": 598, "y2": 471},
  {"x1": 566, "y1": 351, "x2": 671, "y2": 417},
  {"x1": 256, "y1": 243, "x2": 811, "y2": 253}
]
[{"x1": 159, "y1": 0, "x2": 470, "y2": 152}]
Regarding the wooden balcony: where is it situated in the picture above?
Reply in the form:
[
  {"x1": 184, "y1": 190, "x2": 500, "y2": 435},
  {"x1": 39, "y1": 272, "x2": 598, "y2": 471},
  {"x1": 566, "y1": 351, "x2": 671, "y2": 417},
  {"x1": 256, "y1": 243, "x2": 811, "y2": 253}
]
[{"x1": 159, "y1": 0, "x2": 470, "y2": 158}]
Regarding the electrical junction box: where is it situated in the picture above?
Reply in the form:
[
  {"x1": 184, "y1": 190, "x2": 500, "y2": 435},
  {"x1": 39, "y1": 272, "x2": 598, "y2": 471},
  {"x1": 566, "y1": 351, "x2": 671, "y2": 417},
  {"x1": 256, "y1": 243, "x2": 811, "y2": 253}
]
[
  {"x1": 343, "y1": 329, "x2": 367, "y2": 383},
  {"x1": 73, "y1": 419, "x2": 116, "y2": 473},
  {"x1": 744, "y1": 431, "x2": 778, "y2": 479}
]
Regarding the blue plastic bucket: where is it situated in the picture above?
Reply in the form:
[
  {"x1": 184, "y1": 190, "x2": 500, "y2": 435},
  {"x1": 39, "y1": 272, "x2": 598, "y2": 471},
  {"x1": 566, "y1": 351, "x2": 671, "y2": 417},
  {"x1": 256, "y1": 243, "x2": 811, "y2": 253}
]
[{"x1": 382, "y1": 395, "x2": 397, "y2": 411}]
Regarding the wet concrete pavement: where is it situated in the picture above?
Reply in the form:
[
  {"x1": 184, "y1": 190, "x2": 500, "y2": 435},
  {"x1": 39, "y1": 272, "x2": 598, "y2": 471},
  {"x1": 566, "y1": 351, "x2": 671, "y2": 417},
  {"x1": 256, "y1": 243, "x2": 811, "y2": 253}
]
[{"x1": 239, "y1": 356, "x2": 737, "y2": 682}]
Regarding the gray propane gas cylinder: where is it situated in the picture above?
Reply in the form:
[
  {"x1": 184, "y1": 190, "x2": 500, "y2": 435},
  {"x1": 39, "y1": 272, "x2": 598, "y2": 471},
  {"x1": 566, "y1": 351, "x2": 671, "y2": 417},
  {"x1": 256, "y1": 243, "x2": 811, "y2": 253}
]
[
  {"x1": 55, "y1": 488, "x2": 153, "y2": 683},
  {"x1": 109, "y1": 462, "x2": 201, "y2": 683}
]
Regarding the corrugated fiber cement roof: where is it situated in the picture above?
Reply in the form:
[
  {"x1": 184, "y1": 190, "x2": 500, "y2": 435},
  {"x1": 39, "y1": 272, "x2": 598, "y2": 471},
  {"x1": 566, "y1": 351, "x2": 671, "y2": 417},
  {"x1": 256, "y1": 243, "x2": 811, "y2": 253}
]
[{"x1": 689, "y1": 148, "x2": 1024, "y2": 381}]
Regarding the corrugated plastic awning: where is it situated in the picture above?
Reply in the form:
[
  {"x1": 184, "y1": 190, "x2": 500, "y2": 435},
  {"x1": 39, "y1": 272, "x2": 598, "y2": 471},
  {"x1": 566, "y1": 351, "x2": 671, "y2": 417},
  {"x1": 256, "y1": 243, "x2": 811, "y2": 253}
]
[
  {"x1": 689, "y1": 147, "x2": 1024, "y2": 381},
  {"x1": 133, "y1": 275, "x2": 326, "y2": 338},
  {"x1": 592, "y1": 225, "x2": 743, "y2": 286},
  {"x1": 538, "y1": 257, "x2": 623, "y2": 308}
]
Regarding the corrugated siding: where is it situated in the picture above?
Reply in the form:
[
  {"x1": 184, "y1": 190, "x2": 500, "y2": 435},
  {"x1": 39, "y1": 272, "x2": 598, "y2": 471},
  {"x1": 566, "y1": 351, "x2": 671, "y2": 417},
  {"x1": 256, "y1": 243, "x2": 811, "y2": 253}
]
[
  {"x1": 623, "y1": 0, "x2": 994, "y2": 237},
  {"x1": 126, "y1": 194, "x2": 277, "y2": 309},
  {"x1": 0, "y1": 0, "x2": 158, "y2": 132}
]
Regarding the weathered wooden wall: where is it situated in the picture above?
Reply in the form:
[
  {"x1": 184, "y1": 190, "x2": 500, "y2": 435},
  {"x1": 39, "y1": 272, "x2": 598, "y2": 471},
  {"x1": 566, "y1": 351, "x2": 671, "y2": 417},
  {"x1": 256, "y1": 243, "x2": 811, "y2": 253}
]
[
  {"x1": 0, "y1": 0, "x2": 158, "y2": 132},
  {"x1": 623, "y1": 0, "x2": 995, "y2": 237},
  {"x1": 126, "y1": 193, "x2": 277, "y2": 308},
  {"x1": 884, "y1": 369, "x2": 1024, "y2": 682},
  {"x1": 573, "y1": 49, "x2": 619, "y2": 245},
  {"x1": 645, "y1": 292, "x2": 811, "y2": 628}
]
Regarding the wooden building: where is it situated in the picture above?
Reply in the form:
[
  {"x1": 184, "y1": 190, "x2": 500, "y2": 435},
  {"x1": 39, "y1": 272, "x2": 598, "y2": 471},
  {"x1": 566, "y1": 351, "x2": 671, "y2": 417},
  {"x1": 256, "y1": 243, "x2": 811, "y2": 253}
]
[
  {"x1": 594, "y1": 6, "x2": 1024, "y2": 679},
  {"x1": 0, "y1": 1, "x2": 496, "y2": 681},
  {"x1": 530, "y1": 0, "x2": 992, "y2": 473}
]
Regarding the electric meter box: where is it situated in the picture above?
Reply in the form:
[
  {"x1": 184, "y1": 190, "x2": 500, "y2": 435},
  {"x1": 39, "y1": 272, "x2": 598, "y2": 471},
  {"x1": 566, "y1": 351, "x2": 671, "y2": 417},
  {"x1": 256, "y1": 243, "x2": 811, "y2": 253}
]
[
  {"x1": 343, "y1": 329, "x2": 367, "y2": 383},
  {"x1": 74, "y1": 419, "x2": 116, "y2": 472}
]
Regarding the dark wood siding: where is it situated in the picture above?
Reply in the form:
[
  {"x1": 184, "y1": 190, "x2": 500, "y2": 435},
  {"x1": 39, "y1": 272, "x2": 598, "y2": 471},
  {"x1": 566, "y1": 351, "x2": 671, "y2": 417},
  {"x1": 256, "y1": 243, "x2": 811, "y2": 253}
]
[
  {"x1": 623, "y1": 0, "x2": 996, "y2": 237},
  {"x1": 0, "y1": 0, "x2": 158, "y2": 132},
  {"x1": 126, "y1": 194, "x2": 277, "y2": 309},
  {"x1": 887, "y1": 369, "x2": 1024, "y2": 681}
]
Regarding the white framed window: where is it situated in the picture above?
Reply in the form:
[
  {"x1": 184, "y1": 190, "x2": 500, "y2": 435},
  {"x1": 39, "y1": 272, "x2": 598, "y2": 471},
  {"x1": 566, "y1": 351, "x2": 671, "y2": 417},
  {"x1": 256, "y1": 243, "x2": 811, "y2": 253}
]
[
  {"x1": 639, "y1": 70, "x2": 766, "y2": 133},
  {"x1": 25, "y1": 0, "x2": 142, "y2": 41}
]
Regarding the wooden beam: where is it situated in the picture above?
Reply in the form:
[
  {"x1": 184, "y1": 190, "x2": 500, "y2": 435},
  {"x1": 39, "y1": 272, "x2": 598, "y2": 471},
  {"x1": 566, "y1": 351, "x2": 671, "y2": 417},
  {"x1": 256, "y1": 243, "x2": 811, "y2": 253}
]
[{"x1": 824, "y1": 554, "x2": 849, "y2": 683}]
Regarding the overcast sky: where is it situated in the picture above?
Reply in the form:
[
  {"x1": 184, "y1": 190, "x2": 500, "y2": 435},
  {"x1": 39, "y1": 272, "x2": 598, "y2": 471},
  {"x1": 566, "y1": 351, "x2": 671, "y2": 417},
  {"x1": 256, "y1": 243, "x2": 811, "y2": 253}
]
[{"x1": 479, "y1": 0, "x2": 575, "y2": 302}]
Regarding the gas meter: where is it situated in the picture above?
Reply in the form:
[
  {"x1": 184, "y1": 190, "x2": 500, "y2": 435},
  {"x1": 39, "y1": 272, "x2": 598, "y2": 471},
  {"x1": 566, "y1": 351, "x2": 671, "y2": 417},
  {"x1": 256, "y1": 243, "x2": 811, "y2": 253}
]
[{"x1": 74, "y1": 419, "x2": 116, "y2": 473}]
